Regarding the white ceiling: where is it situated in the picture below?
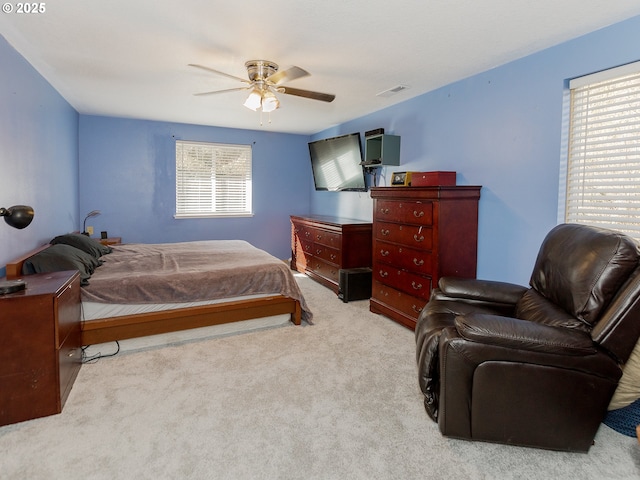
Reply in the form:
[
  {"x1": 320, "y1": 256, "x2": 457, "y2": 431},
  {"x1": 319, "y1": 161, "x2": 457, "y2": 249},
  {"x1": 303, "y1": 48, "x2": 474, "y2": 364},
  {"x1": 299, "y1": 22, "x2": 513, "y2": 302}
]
[{"x1": 2, "y1": 1, "x2": 640, "y2": 135}]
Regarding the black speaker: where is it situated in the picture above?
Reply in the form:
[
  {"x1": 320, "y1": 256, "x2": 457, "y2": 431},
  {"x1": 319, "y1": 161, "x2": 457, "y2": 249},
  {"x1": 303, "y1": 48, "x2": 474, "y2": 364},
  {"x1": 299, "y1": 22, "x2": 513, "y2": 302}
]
[{"x1": 338, "y1": 267, "x2": 372, "y2": 303}]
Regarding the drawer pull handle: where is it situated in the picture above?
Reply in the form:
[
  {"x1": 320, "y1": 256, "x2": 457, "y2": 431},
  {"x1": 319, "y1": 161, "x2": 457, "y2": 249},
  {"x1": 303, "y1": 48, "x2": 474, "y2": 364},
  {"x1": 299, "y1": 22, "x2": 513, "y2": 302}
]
[
  {"x1": 413, "y1": 210, "x2": 424, "y2": 218},
  {"x1": 379, "y1": 270, "x2": 389, "y2": 278},
  {"x1": 411, "y1": 281, "x2": 423, "y2": 290},
  {"x1": 316, "y1": 249, "x2": 322, "y2": 255},
  {"x1": 380, "y1": 208, "x2": 390, "y2": 214},
  {"x1": 304, "y1": 231, "x2": 310, "y2": 237},
  {"x1": 68, "y1": 351, "x2": 75, "y2": 357},
  {"x1": 316, "y1": 234, "x2": 322, "y2": 240},
  {"x1": 330, "y1": 254, "x2": 337, "y2": 260},
  {"x1": 413, "y1": 258, "x2": 424, "y2": 266},
  {"x1": 380, "y1": 250, "x2": 390, "y2": 257},
  {"x1": 412, "y1": 305, "x2": 423, "y2": 313},
  {"x1": 381, "y1": 229, "x2": 390, "y2": 236},
  {"x1": 413, "y1": 234, "x2": 425, "y2": 242},
  {"x1": 380, "y1": 290, "x2": 389, "y2": 297}
]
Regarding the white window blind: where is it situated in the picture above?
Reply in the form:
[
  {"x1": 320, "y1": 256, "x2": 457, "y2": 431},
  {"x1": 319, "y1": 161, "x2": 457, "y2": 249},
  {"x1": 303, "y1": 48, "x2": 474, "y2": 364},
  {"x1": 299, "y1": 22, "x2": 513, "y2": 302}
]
[
  {"x1": 176, "y1": 140, "x2": 252, "y2": 218},
  {"x1": 565, "y1": 61, "x2": 640, "y2": 239}
]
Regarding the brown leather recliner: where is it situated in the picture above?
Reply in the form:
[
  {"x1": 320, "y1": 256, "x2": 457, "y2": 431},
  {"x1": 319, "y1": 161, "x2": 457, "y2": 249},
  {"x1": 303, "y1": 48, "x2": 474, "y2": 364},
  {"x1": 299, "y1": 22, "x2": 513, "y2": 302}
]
[{"x1": 415, "y1": 223, "x2": 640, "y2": 452}]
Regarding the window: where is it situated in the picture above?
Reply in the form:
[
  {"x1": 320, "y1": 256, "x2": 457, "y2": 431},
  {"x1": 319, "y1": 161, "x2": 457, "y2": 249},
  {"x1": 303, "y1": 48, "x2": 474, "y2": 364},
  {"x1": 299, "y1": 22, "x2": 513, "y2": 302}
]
[
  {"x1": 563, "y1": 61, "x2": 640, "y2": 240},
  {"x1": 175, "y1": 140, "x2": 252, "y2": 218}
]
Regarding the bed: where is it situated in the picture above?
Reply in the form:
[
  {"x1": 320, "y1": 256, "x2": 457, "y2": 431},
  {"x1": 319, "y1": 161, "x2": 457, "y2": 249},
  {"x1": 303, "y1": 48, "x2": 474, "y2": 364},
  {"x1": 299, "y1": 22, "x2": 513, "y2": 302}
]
[{"x1": 6, "y1": 235, "x2": 311, "y2": 347}]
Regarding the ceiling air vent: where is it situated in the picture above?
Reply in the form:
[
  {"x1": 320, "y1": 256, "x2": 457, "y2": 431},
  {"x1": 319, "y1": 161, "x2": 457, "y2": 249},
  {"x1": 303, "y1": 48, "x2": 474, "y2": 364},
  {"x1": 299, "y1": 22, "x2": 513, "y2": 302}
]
[{"x1": 376, "y1": 85, "x2": 410, "y2": 98}]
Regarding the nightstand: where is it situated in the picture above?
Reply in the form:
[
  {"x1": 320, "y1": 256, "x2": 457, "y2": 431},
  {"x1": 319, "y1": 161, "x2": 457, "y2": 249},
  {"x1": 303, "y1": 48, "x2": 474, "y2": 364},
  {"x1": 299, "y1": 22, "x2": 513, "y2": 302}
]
[
  {"x1": 0, "y1": 270, "x2": 82, "y2": 426},
  {"x1": 100, "y1": 237, "x2": 121, "y2": 245}
]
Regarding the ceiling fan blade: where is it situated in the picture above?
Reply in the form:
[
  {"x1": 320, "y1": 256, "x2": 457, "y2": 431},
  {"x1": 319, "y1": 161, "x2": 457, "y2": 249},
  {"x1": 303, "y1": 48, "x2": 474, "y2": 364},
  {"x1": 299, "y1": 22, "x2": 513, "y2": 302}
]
[
  {"x1": 267, "y1": 66, "x2": 310, "y2": 85},
  {"x1": 193, "y1": 86, "x2": 250, "y2": 96},
  {"x1": 188, "y1": 64, "x2": 250, "y2": 84},
  {"x1": 280, "y1": 87, "x2": 335, "y2": 103}
]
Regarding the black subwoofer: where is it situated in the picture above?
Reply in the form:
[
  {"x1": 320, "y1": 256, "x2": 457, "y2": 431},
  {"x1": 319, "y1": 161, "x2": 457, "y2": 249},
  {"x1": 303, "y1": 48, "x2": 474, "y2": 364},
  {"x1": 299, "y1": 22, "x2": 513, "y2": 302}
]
[{"x1": 338, "y1": 267, "x2": 372, "y2": 303}]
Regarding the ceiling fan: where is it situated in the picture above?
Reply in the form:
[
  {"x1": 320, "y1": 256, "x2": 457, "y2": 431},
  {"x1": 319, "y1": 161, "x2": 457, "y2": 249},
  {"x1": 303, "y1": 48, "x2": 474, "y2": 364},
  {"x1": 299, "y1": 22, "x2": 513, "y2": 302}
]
[{"x1": 189, "y1": 60, "x2": 335, "y2": 113}]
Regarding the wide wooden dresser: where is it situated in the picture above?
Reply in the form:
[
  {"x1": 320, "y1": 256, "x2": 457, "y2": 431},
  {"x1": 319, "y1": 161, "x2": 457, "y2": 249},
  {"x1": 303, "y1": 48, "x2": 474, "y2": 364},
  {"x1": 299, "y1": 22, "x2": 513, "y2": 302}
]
[
  {"x1": 369, "y1": 186, "x2": 481, "y2": 329},
  {"x1": 291, "y1": 215, "x2": 372, "y2": 294},
  {"x1": 0, "y1": 270, "x2": 82, "y2": 426}
]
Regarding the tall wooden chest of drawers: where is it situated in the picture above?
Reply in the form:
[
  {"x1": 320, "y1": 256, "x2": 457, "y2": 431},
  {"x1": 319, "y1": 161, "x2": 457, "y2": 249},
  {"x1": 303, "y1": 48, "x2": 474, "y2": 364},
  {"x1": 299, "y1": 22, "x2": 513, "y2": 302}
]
[
  {"x1": 369, "y1": 186, "x2": 481, "y2": 329},
  {"x1": 0, "y1": 270, "x2": 82, "y2": 426},
  {"x1": 291, "y1": 215, "x2": 372, "y2": 294}
]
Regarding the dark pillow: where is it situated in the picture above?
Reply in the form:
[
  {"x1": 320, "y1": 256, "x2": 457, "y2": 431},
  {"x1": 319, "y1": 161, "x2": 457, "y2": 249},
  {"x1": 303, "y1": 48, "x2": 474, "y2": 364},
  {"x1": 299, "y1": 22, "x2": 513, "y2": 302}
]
[
  {"x1": 22, "y1": 244, "x2": 101, "y2": 285},
  {"x1": 50, "y1": 232, "x2": 112, "y2": 258}
]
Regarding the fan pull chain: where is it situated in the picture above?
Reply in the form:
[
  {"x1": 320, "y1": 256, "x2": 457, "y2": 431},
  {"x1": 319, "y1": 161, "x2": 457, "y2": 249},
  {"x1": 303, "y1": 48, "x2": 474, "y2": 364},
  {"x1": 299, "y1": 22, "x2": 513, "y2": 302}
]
[{"x1": 258, "y1": 110, "x2": 273, "y2": 126}]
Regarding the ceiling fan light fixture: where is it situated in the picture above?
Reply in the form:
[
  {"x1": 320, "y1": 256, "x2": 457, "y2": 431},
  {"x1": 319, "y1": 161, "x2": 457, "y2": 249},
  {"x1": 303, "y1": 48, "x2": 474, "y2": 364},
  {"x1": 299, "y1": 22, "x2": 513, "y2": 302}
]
[
  {"x1": 243, "y1": 89, "x2": 262, "y2": 111},
  {"x1": 191, "y1": 60, "x2": 334, "y2": 120},
  {"x1": 262, "y1": 91, "x2": 280, "y2": 113}
]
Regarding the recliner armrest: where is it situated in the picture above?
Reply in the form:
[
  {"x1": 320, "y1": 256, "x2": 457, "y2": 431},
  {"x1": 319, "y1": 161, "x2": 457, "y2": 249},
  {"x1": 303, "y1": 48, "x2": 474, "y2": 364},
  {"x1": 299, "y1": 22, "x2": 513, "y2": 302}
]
[
  {"x1": 438, "y1": 277, "x2": 528, "y2": 305},
  {"x1": 455, "y1": 313, "x2": 597, "y2": 356}
]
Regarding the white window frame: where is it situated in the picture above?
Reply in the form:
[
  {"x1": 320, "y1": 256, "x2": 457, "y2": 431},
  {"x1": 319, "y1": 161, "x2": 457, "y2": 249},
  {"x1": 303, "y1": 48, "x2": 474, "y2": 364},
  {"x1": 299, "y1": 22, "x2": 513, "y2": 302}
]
[
  {"x1": 175, "y1": 140, "x2": 253, "y2": 218},
  {"x1": 560, "y1": 61, "x2": 640, "y2": 240}
]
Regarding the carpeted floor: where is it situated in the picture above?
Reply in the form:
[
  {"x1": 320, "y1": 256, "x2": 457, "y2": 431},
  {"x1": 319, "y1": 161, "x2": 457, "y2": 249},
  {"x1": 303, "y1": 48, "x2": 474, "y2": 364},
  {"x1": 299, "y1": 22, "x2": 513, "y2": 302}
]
[{"x1": 1, "y1": 272, "x2": 639, "y2": 479}]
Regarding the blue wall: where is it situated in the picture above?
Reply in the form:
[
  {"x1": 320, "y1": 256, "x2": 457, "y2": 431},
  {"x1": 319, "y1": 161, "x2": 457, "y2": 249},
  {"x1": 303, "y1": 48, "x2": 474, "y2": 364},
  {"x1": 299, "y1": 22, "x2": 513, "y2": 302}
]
[
  {"x1": 3, "y1": 15, "x2": 640, "y2": 284},
  {"x1": 0, "y1": 35, "x2": 79, "y2": 277},
  {"x1": 78, "y1": 115, "x2": 311, "y2": 260},
  {"x1": 311, "y1": 15, "x2": 640, "y2": 284}
]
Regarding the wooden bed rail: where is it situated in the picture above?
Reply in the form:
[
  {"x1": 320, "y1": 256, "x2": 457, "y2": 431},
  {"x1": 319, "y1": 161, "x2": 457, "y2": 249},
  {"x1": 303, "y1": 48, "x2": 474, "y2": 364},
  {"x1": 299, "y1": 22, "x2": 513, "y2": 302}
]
[{"x1": 81, "y1": 295, "x2": 302, "y2": 345}]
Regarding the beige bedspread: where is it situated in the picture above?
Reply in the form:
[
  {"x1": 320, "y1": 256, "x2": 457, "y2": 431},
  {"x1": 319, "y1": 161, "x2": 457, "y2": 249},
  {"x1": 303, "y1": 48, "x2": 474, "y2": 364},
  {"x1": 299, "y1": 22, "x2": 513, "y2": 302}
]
[{"x1": 81, "y1": 240, "x2": 312, "y2": 323}]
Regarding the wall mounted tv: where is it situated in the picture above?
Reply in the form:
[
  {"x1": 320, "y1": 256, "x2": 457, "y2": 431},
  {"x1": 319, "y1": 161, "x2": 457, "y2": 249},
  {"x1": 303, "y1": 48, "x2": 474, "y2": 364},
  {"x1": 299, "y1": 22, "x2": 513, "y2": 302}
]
[{"x1": 308, "y1": 133, "x2": 367, "y2": 191}]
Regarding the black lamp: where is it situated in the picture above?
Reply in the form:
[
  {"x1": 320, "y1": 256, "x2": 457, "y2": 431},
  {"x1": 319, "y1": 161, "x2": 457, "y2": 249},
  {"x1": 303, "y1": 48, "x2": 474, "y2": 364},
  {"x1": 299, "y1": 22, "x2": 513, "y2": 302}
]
[
  {"x1": 0, "y1": 205, "x2": 34, "y2": 229},
  {"x1": 83, "y1": 210, "x2": 101, "y2": 235}
]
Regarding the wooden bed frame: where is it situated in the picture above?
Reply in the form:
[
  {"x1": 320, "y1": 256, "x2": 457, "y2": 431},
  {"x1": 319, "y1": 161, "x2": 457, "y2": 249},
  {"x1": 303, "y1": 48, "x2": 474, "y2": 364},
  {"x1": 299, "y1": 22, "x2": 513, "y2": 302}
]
[{"x1": 6, "y1": 244, "x2": 302, "y2": 346}]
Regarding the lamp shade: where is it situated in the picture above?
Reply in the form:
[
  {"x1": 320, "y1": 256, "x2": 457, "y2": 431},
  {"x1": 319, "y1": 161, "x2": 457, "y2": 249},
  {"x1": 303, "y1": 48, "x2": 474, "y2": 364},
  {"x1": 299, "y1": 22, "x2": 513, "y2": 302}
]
[
  {"x1": 262, "y1": 91, "x2": 280, "y2": 113},
  {"x1": 0, "y1": 205, "x2": 35, "y2": 229},
  {"x1": 243, "y1": 89, "x2": 263, "y2": 111}
]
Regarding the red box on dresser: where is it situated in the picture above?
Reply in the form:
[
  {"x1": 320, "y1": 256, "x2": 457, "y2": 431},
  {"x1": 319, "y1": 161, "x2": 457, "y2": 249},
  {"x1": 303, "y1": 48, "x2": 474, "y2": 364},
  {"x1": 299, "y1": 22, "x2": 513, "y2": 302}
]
[{"x1": 411, "y1": 171, "x2": 456, "y2": 186}]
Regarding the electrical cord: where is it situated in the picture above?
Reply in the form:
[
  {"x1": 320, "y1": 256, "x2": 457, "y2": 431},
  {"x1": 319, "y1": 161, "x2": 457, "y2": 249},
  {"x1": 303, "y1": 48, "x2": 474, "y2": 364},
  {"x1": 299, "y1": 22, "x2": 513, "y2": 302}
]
[
  {"x1": 80, "y1": 298, "x2": 121, "y2": 363},
  {"x1": 82, "y1": 341, "x2": 120, "y2": 363}
]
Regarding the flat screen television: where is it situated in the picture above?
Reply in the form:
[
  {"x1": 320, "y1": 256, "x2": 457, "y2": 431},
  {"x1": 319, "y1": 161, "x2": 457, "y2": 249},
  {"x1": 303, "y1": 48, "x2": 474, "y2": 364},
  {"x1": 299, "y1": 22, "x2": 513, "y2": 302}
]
[{"x1": 308, "y1": 133, "x2": 367, "y2": 191}]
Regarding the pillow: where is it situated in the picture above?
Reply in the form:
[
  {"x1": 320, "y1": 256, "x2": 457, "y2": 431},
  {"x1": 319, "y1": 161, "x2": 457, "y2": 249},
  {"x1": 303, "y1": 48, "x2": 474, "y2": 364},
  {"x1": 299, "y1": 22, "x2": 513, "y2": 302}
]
[
  {"x1": 22, "y1": 244, "x2": 101, "y2": 285},
  {"x1": 609, "y1": 338, "x2": 640, "y2": 410},
  {"x1": 50, "y1": 232, "x2": 112, "y2": 258}
]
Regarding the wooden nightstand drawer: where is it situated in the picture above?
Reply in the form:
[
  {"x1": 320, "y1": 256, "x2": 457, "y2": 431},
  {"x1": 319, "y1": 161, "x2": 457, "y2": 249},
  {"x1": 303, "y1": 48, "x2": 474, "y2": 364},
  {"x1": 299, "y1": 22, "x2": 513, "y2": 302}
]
[{"x1": 56, "y1": 274, "x2": 81, "y2": 348}]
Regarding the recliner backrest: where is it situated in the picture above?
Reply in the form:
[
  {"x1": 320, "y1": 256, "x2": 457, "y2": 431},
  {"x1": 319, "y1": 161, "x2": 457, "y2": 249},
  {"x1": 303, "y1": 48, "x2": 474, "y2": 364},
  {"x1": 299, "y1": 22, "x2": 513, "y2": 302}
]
[
  {"x1": 529, "y1": 223, "x2": 640, "y2": 326},
  {"x1": 591, "y1": 265, "x2": 640, "y2": 363}
]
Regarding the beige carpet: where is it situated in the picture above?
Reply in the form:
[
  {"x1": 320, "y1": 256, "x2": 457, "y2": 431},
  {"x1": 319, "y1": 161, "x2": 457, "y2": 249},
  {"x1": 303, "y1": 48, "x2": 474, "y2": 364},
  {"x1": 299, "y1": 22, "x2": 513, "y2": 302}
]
[{"x1": 1, "y1": 272, "x2": 639, "y2": 480}]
